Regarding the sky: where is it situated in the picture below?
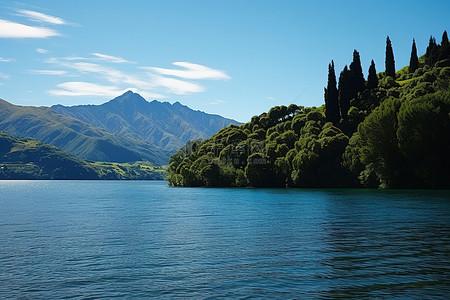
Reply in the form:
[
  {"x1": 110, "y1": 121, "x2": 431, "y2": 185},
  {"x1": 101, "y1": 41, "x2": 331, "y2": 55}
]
[{"x1": 0, "y1": 0, "x2": 449, "y2": 122}]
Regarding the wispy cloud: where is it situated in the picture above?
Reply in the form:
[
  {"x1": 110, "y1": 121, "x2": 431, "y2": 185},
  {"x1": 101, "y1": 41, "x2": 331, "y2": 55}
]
[
  {"x1": 0, "y1": 57, "x2": 14, "y2": 62},
  {"x1": 0, "y1": 72, "x2": 10, "y2": 80},
  {"x1": 36, "y1": 48, "x2": 48, "y2": 54},
  {"x1": 29, "y1": 69, "x2": 67, "y2": 75},
  {"x1": 147, "y1": 62, "x2": 230, "y2": 80},
  {"x1": 18, "y1": 9, "x2": 66, "y2": 25},
  {"x1": 46, "y1": 55, "x2": 230, "y2": 97},
  {"x1": 92, "y1": 53, "x2": 134, "y2": 63},
  {"x1": 152, "y1": 75, "x2": 204, "y2": 94},
  {"x1": 48, "y1": 82, "x2": 124, "y2": 97},
  {"x1": 210, "y1": 99, "x2": 226, "y2": 105},
  {"x1": 0, "y1": 19, "x2": 60, "y2": 38},
  {"x1": 48, "y1": 81, "x2": 163, "y2": 99}
]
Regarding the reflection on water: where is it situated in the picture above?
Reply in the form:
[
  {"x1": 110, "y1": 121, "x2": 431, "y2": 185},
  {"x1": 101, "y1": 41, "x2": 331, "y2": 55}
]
[{"x1": 0, "y1": 181, "x2": 449, "y2": 298}]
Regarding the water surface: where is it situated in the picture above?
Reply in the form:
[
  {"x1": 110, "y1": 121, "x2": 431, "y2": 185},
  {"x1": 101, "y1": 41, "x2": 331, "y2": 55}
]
[{"x1": 0, "y1": 181, "x2": 449, "y2": 298}]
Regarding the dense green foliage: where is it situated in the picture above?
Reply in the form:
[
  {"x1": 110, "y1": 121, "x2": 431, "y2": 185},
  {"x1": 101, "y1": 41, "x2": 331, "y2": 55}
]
[
  {"x1": 168, "y1": 32, "x2": 450, "y2": 189},
  {"x1": 0, "y1": 131, "x2": 166, "y2": 180}
]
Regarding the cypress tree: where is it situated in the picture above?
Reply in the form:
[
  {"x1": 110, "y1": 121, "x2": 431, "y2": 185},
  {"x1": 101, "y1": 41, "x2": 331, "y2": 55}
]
[
  {"x1": 338, "y1": 65, "x2": 351, "y2": 119},
  {"x1": 367, "y1": 60, "x2": 378, "y2": 89},
  {"x1": 425, "y1": 35, "x2": 438, "y2": 65},
  {"x1": 409, "y1": 39, "x2": 419, "y2": 73},
  {"x1": 439, "y1": 30, "x2": 450, "y2": 60},
  {"x1": 324, "y1": 60, "x2": 339, "y2": 124},
  {"x1": 349, "y1": 49, "x2": 365, "y2": 95},
  {"x1": 385, "y1": 36, "x2": 396, "y2": 78}
]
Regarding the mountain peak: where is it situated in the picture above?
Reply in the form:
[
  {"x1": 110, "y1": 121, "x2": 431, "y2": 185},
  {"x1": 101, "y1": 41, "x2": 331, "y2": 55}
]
[{"x1": 106, "y1": 90, "x2": 148, "y2": 106}]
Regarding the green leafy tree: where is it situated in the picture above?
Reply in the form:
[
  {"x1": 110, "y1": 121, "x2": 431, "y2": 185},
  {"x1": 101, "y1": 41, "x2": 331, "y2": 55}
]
[{"x1": 385, "y1": 36, "x2": 396, "y2": 78}]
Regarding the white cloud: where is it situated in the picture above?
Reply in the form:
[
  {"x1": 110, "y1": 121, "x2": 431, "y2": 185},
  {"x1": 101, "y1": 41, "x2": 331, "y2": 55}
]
[
  {"x1": 18, "y1": 9, "x2": 66, "y2": 25},
  {"x1": 0, "y1": 57, "x2": 14, "y2": 62},
  {"x1": 29, "y1": 69, "x2": 67, "y2": 75},
  {"x1": 48, "y1": 81, "x2": 164, "y2": 99},
  {"x1": 46, "y1": 56, "x2": 229, "y2": 97},
  {"x1": 92, "y1": 53, "x2": 134, "y2": 63},
  {"x1": 0, "y1": 19, "x2": 60, "y2": 38},
  {"x1": 36, "y1": 48, "x2": 48, "y2": 54},
  {"x1": 210, "y1": 99, "x2": 226, "y2": 105},
  {"x1": 0, "y1": 72, "x2": 10, "y2": 79},
  {"x1": 152, "y1": 75, "x2": 204, "y2": 94},
  {"x1": 147, "y1": 62, "x2": 230, "y2": 80},
  {"x1": 266, "y1": 96, "x2": 276, "y2": 100},
  {"x1": 48, "y1": 82, "x2": 124, "y2": 97}
]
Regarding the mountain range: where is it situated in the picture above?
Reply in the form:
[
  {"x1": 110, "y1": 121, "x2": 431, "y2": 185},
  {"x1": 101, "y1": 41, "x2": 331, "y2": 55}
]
[
  {"x1": 52, "y1": 91, "x2": 241, "y2": 152},
  {"x1": 0, "y1": 91, "x2": 240, "y2": 165}
]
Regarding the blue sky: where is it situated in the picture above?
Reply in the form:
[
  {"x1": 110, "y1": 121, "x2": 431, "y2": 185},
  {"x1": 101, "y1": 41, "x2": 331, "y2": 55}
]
[{"x1": 0, "y1": 0, "x2": 449, "y2": 122}]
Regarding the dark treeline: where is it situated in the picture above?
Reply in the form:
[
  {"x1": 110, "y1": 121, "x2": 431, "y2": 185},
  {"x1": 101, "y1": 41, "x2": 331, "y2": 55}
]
[{"x1": 168, "y1": 31, "x2": 450, "y2": 189}]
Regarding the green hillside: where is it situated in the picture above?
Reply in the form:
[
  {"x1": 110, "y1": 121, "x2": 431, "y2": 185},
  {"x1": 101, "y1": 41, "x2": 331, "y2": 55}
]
[
  {"x1": 168, "y1": 32, "x2": 450, "y2": 189},
  {"x1": 0, "y1": 100, "x2": 170, "y2": 165},
  {"x1": 0, "y1": 131, "x2": 166, "y2": 180}
]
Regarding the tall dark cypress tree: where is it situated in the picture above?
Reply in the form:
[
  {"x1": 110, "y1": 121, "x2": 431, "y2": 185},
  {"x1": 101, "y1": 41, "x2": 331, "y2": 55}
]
[
  {"x1": 385, "y1": 36, "x2": 396, "y2": 78},
  {"x1": 338, "y1": 65, "x2": 351, "y2": 119},
  {"x1": 324, "y1": 60, "x2": 339, "y2": 124},
  {"x1": 425, "y1": 35, "x2": 438, "y2": 65},
  {"x1": 349, "y1": 49, "x2": 365, "y2": 95},
  {"x1": 367, "y1": 60, "x2": 378, "y2": 89},
  {"x1": 409, "y1": 39, "x2": 419, "y2": 73},
  {"x1": 439, "y1": 30, "x2": 450, "y2": 60}
]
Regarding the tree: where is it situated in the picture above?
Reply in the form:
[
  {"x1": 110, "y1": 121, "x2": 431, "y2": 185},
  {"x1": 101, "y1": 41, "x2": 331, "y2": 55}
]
[
  {"x1": 425, "y1": 35, "x2": 438, "y2": 65},
  {"x1": 367, "y1": 60, "x2": 378, "y2": 89},
  {"x1": 385, "y1": 36, "x2": 396, "y2": 78},
  {"x1": 338, "y1": 65, "x2": 351, "y2": 118},
  {"x1": 349, "y1": 49, "x2": 365, "y2": 95},
  {"x1": 440, "y1": 30, "x2": 450, "y2": 60},
  {"x1": 324, "y1": 60, "x2": 340, "y2": 123},
  {"x1": 409, "y1": 39, "x2": 419, "y2": 73}
]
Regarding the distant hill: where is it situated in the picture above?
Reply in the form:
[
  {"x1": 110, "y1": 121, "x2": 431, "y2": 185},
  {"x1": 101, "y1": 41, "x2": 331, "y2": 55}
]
[
  {"x1": 52, "y1": 91, "x2": 242, "y2": 152},
  {"x1": 0, "y1": 131, "x2": 166, "y2": 180},
  {"x1": 0, "y1": 99, "x2": 170, "y2": 165},
  {"x1": 0, "y1": 130, "x2": 98, "y2": 179}
]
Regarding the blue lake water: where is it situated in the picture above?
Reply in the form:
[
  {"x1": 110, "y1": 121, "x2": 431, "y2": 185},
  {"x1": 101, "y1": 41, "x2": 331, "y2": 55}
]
[{"x1": 0, "y1": 180, "x2": 449, "y2": 298}]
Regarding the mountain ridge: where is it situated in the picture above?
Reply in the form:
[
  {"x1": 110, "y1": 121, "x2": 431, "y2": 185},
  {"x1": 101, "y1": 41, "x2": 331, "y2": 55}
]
[
  {"x1": 51, "y1": 91, "x2": 242, "y2": 152},
  {"x1": 0, "y1": 98, "x2": 170, "y2": 164}
]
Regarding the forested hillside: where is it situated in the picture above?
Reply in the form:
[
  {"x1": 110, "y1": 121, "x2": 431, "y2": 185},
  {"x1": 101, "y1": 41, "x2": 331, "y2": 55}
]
[{"x1": 168, "y1": 32, "x2": 450, "y2": 189}]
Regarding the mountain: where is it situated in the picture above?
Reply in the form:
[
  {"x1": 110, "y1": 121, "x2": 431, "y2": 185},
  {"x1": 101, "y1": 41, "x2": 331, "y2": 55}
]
[
  {"x1": 0, "y1": 131, "x2": 166, "y2": 180},
  {"x1": 0, "y1": 99, "x2": 170, "y2": 165},
  {"x1": 51, "y1": 91, "x2": 242, "y2": 152}
]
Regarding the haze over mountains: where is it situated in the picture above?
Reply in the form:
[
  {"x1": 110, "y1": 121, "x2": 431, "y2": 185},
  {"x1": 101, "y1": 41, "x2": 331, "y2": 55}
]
[
  {"x1": 52, "y1": 91, "x2": 241, "y2": 152},
  {"x1": 0, "y1": 92, "x2": 240, "y2": 165}
]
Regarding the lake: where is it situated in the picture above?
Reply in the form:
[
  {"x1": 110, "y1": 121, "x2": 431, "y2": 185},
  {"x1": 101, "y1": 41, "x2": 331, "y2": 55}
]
[{"x1": 0, "y1": 181, "x2": 449, "y2": 298}]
